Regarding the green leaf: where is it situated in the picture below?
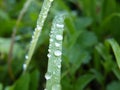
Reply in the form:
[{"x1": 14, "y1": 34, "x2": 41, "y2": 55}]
[
  {"x1": 0, "y1": 37, "x2": 24, "y2": 57},
  {"x1": 29, "y1": 69, "x2": 40, "y2": 90},
  {"x1": 4, "y1": 85, "x2": 14, "y2": 90},
  {"x1": 100, "y1": 13, "x2": 120, "y2": 42},
  {"x1": 75, "y1": 17, "x2": 92, "y2": 28},
  {"x1": 102, "y1": 0, "x2": 116, "y2": 19},
  {"x1": 74, "y1": 74, "x2": 95, "y2": 90},
  {"x1": 14, "y1": 73, "x2": 30, "y2": 90},
  {"x1": 0, "y1": 9, "x2": 10, "y2": 21},
  {"x1": 107, "y1": 81, "x2": 120, "y2": 90},
  {"x1": 0, "y1": 83, "x2": 3, "y2": 90},
  {"x1": 113, "y1": 65, "x2": 120, "y2": 80},
  {"x1": 106, "y1": 39, "x2": 120, "y2": 69}
]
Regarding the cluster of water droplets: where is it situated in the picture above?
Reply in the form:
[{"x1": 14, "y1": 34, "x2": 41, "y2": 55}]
[
  {"x1": 46, "y1": 21, "x2": 64, "y2": 69},
  {"x1": 23, "y1": 24, "x2": 42, "y2": 71},
  {"x1": 22, "y1": 55, "x2": 28, "y2": 70},
  {"x1": 45, "y1": 14, "x2": 65, "y2": 90}
]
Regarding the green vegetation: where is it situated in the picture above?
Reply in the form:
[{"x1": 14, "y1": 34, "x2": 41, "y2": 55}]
[{"x1": 0, "y1": 0, "x2": 120, "y2": 90}]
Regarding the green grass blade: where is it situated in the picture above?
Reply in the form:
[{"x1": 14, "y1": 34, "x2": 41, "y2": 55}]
[
  {"x1": 106, "y1": 39, "x2": 120, "y2": 69},
  {"x1": 23, "y1": 0, "x2": 54, "y2": 72},
  {"x1": 45, "y1": 13, "x2": 65, "y2": 90}
]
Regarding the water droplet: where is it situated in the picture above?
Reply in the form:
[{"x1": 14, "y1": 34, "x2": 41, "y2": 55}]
[
  {"x1": 52, "y1": 84, "x2": 61, "y2": 90},
  {"x1": 48, "y1": 49, "x2": 51, "y2": 52},
  {"x1": 30, "y1": 40, "x2": 34, "y2": 44},
  {"x1": 43, "y1": 15, "x2": 46, "y2": 19},
  {"x1": 49, "y1": 0, "x2": 53, "y2": 2},
  {"x1": 25, "y1": 55, "x2": 28, "y2": 59},
  {"x1": 45, "y1": 72, "x2": 52, "y2": 80},
  {"x1": 32, "y1": 35, "x2": 34, "y2": 39},
  {"x1": 33, "y1": 32, "x2": 36, "y2": 37},
  {"x1": 23, "y1": 64, "x2": 27, "y2": 70},
  {"x1": 56, "y1": 24, "x2": 64, "y2": 28},
  {"x1": 47, "y1": 54, "x2": 51, "y2": 58},
  {"x1": 50, "y1": 39, "x2": 53, "y2": 42},
  {"x1": 54, "y1": 50, "x2": 62, "y2": 56},
  {"x1": 55, "y1": 43, "x2": 60, "y2": 47},
  {"x1": 56, "y1": 35, "x2": 63, "y2": 41},
  {"x1": 37, "y1": 25, "x2": 41, "y2": 30},
  {"x1": 60, "y1": 59, "x2": 62, "y2": 62},
  {"x1": 58, "y1": 64, "x2": 61, "y2": 68}
]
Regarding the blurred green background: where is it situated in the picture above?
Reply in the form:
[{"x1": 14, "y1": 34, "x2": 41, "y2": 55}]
[{"x1": 1, "y1": 0, "x2": 120, "y2": 90}]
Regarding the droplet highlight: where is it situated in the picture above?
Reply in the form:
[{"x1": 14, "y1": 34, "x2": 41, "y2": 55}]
[
  {"x1": 47, "y1": 54, "x2": 51, "y2": 58},
  {"x1": 50, "y1": 38, "x2": 53, "y2": 42},
  {"x1": 55, "y1": 43, "x2": 60, "y2": 47},
  {"x1": 57, "y1": 64, "x2": 61, "y2": 68},
  {"x1": 49, "y1": 0, "x2": 53, "y2": 2},
  {"x1": 23, "y1": 64, "x2": 27, "y2": 70},
  {"x1": 25, "y1": 55, "x2": 28, "y2": 59},
  {"x1": 56, "y1": 24, "x2": 64, "y2": 28},
  {"x1": 56, "y1": 35, "x2": 63, "y2": 41},
  {"x1": 54, "y1": 50, "x2": 62, "y2": 56},
  {"x1": 45, "y1": 73, "x2": 52, "y2": 80},
  {"x1": 36, "y1": 25, "x2": 41, "y2": 31}
]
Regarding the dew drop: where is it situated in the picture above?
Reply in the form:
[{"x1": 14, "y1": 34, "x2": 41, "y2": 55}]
[
  {"x1": 57, "y1": 64, "x2": 61, "y2": 68},
  {"x1": 30, "y1": 40, "x2": 34, "y2": 44},
  {"x1": 48, "y1": 49, "x2": 51, "y2": 52},
  {"x1": 50, "y1": 38, "x2": 53, "y2": 42},
  {"x1": 56, "y1": 35, "x2": 63, "y2": 41},
  {"x1": 25, "y1": 55, "x2": 28, "y2": 59},
  {"x1": 49, "y1": 0, "x2": 53, "y2": 2},
  {"x1": 56, "y1": 24, "x2": 64, "y2": 28},
  {"x1": 32, "y1": 35, "x2": 34, "y2": 39},
  {"x1": 37, "y1": 25, "x2": 41, "y2": 30},
  {"x1": 55, "y1": 43, "x2": 60, "y2": 47},
  {"x1": 52, "y1": 84, "x2": 61, "y2": 90},
  {"x1": 43, "y1": 15, "x2": 46, "y2": 19},
  {"x1": 33, "y1": 31, "x2": 36, "y2": 36},
  {"x1": 23, "y1": 64, "x2": 27, "y2": 70},
  {"x1": 54, "y1": 50, "x2": 62, "y2": 56},
  {"x1": 45, "y1": 73, "x2": 52, "y2": 80},
  {"x1": 47, "y1": 54, "x2": 51, "y2": 58}
]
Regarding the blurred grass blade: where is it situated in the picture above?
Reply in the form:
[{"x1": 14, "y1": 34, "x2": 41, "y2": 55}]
[
  {"x1": 0, "y1": 83, "x2": 3, "y2": 90},
  {"x1": 14, "y1": 73, "x2": 30, "y2": 90},
  {"x1": 74, "y1": 74, "x2": 95, "y2": 90},
  {"x1": 106, "y1": 39, "x2": 120, "y2": 69}
]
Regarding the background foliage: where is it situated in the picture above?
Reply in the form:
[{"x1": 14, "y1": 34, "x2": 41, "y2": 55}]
[{"x1": 0, "y1": 0, "x2": 120, "y2": 90}]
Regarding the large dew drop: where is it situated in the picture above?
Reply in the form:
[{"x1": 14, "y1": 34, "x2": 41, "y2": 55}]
[
  {"x1": 56, "y1": 24, "x2": 64, "y2": 28},
  {"x1": 45, "y1": 73, "x2": 52, "y2": 80},
  {"x1": 52, "y1": 84, "x2": 61, "y2": 90},
  {"x1": 56, "y1": 35, "x2": 63, "y2": 41},
  {"x1": 54, "y1": 50, "x2": 62, "y2": 56},
  {"x1": 23, "y1": 64, "x2": 27, "y2": 70}
]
